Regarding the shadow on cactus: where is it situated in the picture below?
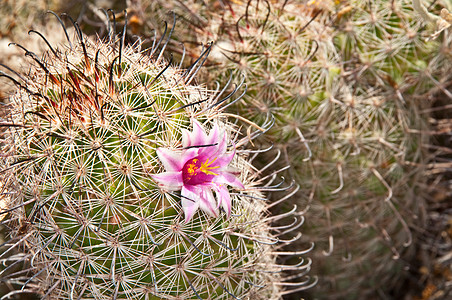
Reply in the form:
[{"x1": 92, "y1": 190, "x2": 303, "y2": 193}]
[{"x1": 0, "y1": 10, "x2": 314, "y2": 300}]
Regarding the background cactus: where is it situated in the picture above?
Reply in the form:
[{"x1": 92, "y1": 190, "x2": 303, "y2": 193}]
[
  {"x1": 409, "y1": 6, "x2": 452, "y2": 299},
  {"x1": 135, "y1": 0, "x2": 451, "y2": 298},
  {"x1": 0, "y1": 0, "x2": 59, "y2": 99},
  {"x1": 0, "y1": 12, "x2": 312, "y2": 299}
]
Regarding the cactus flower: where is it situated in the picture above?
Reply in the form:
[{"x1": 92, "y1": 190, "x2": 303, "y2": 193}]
[{"x1": 152, "y1": 120, "x2": 244, "y2": 222}]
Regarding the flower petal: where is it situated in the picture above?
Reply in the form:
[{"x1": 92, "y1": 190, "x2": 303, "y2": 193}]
[
  {"x1": 181, "y1": 185, "x2": 200, "y2": 222},
  {"x1": 156, "y1": 147, "x2": 198, "y2": 171},
  {"x1": 156, "y1": 148, "x2": 184, "y2": 171},
  {"x1": 212, "y1": 150, "x2": 235, "y2": 168},
  {"x1": 198, "y1": 187, "x2": 219, "y2": 218},
  {"x1": 183, "y1": 120, "x2": 208, "y2": 148},
  {"x1": 214, "y1": 184, "x2": 232, "y2": 217},
  {"x1": 207, "y1": 123, "x2": 219, "y2": 145},
  {"x1": 151, "y1": 171, "x2": 183, "y2": 190},
  {"x1": 214, "y1": 172, "x2": 244, "y2": 189},
  {"x1": 198, "y1": 132, "x2": 228, "y2": 160},
  {"x1": 181, "y1": 128, "x2": 191, "y2": 148},
  {"x1": 192, "y1": 120, "x2": 208, "y2": 146},
  {"x1": 215, "y1": 130, "x2": 228, "y2": 155}
]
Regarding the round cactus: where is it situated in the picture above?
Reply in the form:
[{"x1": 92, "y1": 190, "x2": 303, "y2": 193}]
[
  {"x1": 139, "y1": 0, "x2": 447, "y2": 298},
  {"x1": 0, "y1": 11, "x2": 312, "y2": 299}
]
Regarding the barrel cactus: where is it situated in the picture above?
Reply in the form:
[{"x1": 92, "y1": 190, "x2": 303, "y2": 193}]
[
  {"x1": 0, "y1": 11, "x2": 311, "y2": 299},
  {"x1": 140, "y1": 0, "x2": 447, "y2": 298}
]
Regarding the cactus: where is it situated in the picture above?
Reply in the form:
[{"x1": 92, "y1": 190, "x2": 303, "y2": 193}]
[
  {"x1": 139, "y1": 0, "x2": 448, "y2": 298},
  {"x1": 409, "y1": 3, "x2": 452, "y2": 299},
  {"x1": 0, "y1": 11, "x2": 312, "y2": 299}
]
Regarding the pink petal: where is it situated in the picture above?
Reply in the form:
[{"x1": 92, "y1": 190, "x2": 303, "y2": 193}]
[
  {"x1": 156, "y1": 148, "x2": 184, "y2": 171},
  {"x1": 198, "y1": 187, "x2": 219, "y2": 218},
  {"x1": 212, "y1": 150, "x2": 235, "y2": 168},
  {"x1": 183, "y1": 120, "x2": 208, "y2": 148},
  {"x1": 192, "y1": 120, "x2": 208, "y2": 146},
  {"x1": 198, "y1": 130, "x2": 228, "y2": 158},
  {"x1": 215, "y1": 131, "x2": 228, "y2": 155},
  {"x1": 207, "y1": 123, "x2": 219, "y2": 145},
  {"x1": 156, "y1": 147, "x2": 198, "y2": 171},
  {"x1": 215, "y1": 185, "x2": 232, "y2": 217},
  {"x1": 151, "y1": 172, "x2": 183, "y2": 190},
  {"x1": 214, "y1": 172, "x2": 244, "y2": 189},
  {"x1": 181, "y1": 185, "x2": 200, "y2": 222},
  {"x1": 181, "y1": 128, "x2": 191, "y2": 148}
]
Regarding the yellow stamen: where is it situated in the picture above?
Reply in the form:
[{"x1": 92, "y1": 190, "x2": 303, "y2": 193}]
[
  {"x1": 200, "y1": 158, "x2": 220, "y2": 176},
  {"x1": 187, "y1": 159, "x2": 198, "y2": 175}
]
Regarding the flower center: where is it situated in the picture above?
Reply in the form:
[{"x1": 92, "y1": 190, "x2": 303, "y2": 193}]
[{"x1": 182, "y1": 157, "x2": 219, "y2": 185}]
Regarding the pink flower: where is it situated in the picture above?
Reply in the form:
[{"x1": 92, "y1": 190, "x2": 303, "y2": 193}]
[{"x1": 151, "y1": 120, "x2": 244, "y2": 222}]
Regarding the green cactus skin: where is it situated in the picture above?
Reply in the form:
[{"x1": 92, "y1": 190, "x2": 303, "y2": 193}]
[
  {"x1": 140, "y1": 0, "x2": 449, "y2": 298},
  {"x1": 0, "y1": 12, "x2": 312, "y2": 300}
]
